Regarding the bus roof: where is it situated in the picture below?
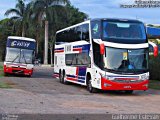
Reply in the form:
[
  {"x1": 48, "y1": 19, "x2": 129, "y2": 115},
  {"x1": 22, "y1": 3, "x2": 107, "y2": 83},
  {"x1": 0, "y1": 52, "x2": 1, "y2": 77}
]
[
  {"x1": 8, "y1": 36, "x2": 36, "y2": 42},
  {"x1": 91, "y1": 18, "x2": 143, "y2": 23},
  {"x1": 56, "y1": 18, "x2": 143, "y2": 34},
  {"x1": 56, "y1": 20, "x2": 90, "y2": 34}
]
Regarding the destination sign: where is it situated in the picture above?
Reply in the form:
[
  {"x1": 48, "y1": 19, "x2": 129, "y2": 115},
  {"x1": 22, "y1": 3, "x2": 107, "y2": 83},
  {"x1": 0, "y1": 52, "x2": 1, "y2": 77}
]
[{"x1": 7, "y1": 39, "x2": 36, "y2": 50}]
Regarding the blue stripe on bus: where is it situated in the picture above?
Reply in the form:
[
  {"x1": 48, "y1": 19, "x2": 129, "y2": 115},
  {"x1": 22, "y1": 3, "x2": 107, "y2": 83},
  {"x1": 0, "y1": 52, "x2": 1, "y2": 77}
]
[
  {"x1": 78, "y1": 67, "x2": 87, "y2": 77},
  {"x1": 55, "y1": 48, "x2": 64, "y2": 50},
  {"x1": 67, "y1": 74, "x2": 85, "y2": 80},
  {"x1": 78, "y1": 76, "x2": 85, "y2": 80},
  {"x1": 66, "y1": 75, "x2": 77, "y2": 78},
  {"x1": 78, "y1": 80, "x2": 85, "y2": 83}
]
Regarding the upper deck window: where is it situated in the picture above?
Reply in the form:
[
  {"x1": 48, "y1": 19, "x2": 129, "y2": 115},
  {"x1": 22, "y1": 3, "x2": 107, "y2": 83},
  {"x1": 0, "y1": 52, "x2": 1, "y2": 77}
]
[
  {"x1": 102, "y1": 21, "x2": 147, "y2": 44},
  {"x1": 56, "y1": 24, "x2": 90, "y2": 45}
]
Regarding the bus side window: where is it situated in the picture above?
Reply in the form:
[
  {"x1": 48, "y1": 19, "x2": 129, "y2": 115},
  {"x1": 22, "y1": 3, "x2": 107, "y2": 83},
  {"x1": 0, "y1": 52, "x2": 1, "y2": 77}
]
[
  {"x1": 77, "y1": 53, "x2": 91, "y2": 67},
  {"x1": 91, "y1": 21, "x2": 101, "y2": 39},
  {"x1": 65, "y1": 54, "x2": 74, "y2": 65},
  {"x1": 82, "y1": 24, "x2": 90, "y2": 42},
  {"x1": 65, "y1": 53, "x2": 91, "y2": 67},
  {"x1": 54, "y1": 56, "x2": 57, "y2": 65}
]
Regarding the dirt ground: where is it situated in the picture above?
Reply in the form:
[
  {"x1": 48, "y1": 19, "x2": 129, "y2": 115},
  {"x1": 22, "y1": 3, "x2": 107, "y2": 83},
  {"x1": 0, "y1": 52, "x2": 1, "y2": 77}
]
[{"x1": 0, "y1": 66, "x2": 160, "y2": 115}]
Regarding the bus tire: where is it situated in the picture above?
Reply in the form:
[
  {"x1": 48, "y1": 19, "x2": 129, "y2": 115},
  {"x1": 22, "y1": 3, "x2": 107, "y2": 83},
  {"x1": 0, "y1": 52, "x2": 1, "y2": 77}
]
[
  {"x1": 125, "y1": 90, "x2": 133, "y2": 94},
  {"x1": 27, "y1": 74, "x2": 32, "y2": 77},
  {"x1": 59, "y1": 70, "x2": 63, "y2": 83},
  {"x1": 4, "y1": 72, "x2": 8, "y2": 76},
  {"x1": 62, "y1": 71, "x2": 68, "y2": 85},
  {"x1": 87, "y1": 74, "x2": 97, "y2": 93}
]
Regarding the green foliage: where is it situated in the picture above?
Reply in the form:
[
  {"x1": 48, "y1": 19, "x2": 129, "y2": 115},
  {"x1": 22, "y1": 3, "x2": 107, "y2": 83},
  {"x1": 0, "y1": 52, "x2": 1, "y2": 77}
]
[
  {"x1": 0, "y1": 65, "x2": 3, "y2": 77},
  {"x1": 0, "y1": 65, "x2": 3, "y2": 70},
  {"x1": 66, "y1": 4, "x2": 88, "y2": 26},
  {"x1": 149, "y1": 55, "x2": 160, "y2": 80},
  {"x1": 0, "y1": 19, "x2": 16, "y2": 61},
  {"x1": 149, "y1": 80, "x2": 160, "y2": 90},
  {"x1": 0, "y1": 0, "x2": 88, "y2": 63}
]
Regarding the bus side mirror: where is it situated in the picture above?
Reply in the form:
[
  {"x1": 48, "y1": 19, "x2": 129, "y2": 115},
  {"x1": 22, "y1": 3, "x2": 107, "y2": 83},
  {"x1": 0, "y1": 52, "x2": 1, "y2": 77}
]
[
  {"x1": 100, "y1": 43, "x2": 105, "y2": 55},
  {"x1": 149, "y1": 42, "x2": 158, "y2": 57}
]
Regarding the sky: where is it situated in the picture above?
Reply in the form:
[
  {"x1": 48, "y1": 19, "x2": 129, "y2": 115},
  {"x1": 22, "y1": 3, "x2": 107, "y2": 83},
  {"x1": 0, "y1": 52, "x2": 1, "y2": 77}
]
[{"x1": 0, "y1": 0, "x2": 160, "y2": 24}]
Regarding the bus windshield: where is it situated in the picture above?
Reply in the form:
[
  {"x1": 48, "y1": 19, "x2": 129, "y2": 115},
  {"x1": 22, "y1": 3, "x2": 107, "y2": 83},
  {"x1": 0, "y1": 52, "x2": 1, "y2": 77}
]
[
  {"x1": 5, "y1": 47, "x2": 34, "y2": 64},
  {"x1": 102, "y1": 21, "x2": 146, "y2": 43},
  {"x1": 104, "y1": 47, "x2": 149, "y2": 73}
]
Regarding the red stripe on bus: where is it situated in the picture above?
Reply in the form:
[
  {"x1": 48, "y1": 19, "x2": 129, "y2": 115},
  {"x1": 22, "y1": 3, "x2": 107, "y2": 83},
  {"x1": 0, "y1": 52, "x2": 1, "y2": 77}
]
[
  {"x1": 73, "y1": 48, "x2": 82, "y2": 53},
  {"x1": 76, "y1": 67, "x2": 79, "y2": 76},
  {"x1": 54, "y1": 50, "x2": 64, "y2": 53},
  {"x1": 66, "y1": 77, "x2": 77, "y2": 81}
]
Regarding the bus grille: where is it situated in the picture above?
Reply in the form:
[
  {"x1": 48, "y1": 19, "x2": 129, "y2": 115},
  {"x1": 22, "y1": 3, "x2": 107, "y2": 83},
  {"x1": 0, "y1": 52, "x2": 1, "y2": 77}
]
[
  {"x1": 112, "y1": 79, "x2": 143, "y2": 83},
  {"x1": 12, "y1": 70, "x2": 24, "y2": 74}
]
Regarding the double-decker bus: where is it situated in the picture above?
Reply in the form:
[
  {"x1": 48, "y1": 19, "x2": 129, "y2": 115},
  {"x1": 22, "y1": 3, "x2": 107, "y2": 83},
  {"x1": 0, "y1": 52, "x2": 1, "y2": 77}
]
[
  {"x1": 4, "y1": 36, "x2": 36, "y2": 77},
  {"x1": 54, "y1": 18, "x2": 158, "y2": 93}
]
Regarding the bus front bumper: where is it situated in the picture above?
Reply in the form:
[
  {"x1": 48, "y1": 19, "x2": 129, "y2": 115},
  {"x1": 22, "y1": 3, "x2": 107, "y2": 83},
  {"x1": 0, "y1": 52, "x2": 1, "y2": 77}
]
[
  {"x1": 4, "y1": 65, "x2": 33, "y2": 76},
  {"x1": 101, "y1": 77, "x2": 148, "y2": 91}
]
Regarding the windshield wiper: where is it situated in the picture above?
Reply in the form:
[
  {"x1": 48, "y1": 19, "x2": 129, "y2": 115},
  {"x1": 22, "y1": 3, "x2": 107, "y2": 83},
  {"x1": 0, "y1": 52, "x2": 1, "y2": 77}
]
[{"x1": 12, "y1": 54, "x2": 20, "y2": 63}]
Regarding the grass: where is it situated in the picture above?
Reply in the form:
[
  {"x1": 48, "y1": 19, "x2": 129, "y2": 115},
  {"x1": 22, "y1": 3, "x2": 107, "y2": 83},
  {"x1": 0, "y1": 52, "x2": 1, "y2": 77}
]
[
  {"x1": 0, "y1": 65, "x2": 3, "y2": 70},
  {"x1": 0, "y1": 65, "x2": 12, "y2": 88},
  {"x1": 0, "y1": 65, "x2": 3, "y2": 77},
  {"x1": 0, "y1": 82, "x2": 11, "y2": 88},
  {"x1": 149, "y1": 80, "x2": 160, "y2": 90}
]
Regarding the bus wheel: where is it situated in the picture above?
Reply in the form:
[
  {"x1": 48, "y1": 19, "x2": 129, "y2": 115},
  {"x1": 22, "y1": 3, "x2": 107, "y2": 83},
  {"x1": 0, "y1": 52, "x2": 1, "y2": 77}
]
[
  {"x1": 4, "y1": 72, "x2": 8, "y2": 76},
  {"x1": 87, "y1": 76, "x2": 97, "y2": 93},
  {"x1": 59, "y1": 71, "x2": 63, "y2": 83},
  {"x1": 26, "y1": 75, "x2": 31, "y2": 77},
  {"x1": 62, "y1": 72, "x2": 68, "y2": 85},
  {"x1": 125, "y1": 90, "x2": 133, "y2": 94}
]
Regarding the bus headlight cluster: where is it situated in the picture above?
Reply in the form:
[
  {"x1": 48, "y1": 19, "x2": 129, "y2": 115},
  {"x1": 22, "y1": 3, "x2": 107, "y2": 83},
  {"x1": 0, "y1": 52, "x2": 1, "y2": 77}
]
[
  {"x1": 103, "y1": 75, "x2": 115, "y2": 80},
  {"x1": 140, "y1": 74, "x2": 149, "y2": 80}
]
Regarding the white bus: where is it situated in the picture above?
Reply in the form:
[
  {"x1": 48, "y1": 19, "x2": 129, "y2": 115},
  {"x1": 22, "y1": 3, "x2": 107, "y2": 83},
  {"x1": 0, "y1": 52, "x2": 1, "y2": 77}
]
[
  {"x1": 53, "y1": 18, "x2": 158, "y2": 93},
  {"x1": 4, "y1": 36, "x2": 36, "y2": 77}
]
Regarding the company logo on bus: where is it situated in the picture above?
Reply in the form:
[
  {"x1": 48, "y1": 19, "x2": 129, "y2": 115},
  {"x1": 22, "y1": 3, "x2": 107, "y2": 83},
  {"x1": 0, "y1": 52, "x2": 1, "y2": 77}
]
[{"x1": 11, "y1": 41, "x2": 30, "y2": 48}]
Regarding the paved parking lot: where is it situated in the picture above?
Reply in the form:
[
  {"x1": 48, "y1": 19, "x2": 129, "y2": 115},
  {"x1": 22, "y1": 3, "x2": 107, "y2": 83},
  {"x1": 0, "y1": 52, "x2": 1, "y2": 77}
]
[{"x1": 0, "y1": 66, "x2": 160, "y2": 114}]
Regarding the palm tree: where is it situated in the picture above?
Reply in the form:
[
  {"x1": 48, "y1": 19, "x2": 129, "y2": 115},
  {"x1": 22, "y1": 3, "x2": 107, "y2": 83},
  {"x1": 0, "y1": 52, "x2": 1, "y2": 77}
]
[
  {"x1": 5, "y1": 0, "x2": 32, "y2": 37},
  {"x1": 33, "y1": 0, "x2": 70, "y2": 65}
]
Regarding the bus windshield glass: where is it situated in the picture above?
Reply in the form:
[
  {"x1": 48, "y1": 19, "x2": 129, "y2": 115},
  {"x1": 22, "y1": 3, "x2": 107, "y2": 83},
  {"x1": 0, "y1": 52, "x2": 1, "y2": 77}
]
[
  {"x1": 5, "y1": 47, "x2": 34, "y2": 64},
  {"x1": 102, "y1": 21, "x2": 146, "y2": 43},
  {"x1": 104, "y1": 47, "x2": 149, "y2": 73}
]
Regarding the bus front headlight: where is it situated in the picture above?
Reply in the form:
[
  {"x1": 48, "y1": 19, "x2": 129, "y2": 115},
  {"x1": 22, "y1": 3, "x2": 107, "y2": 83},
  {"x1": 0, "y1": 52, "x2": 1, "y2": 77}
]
[
  {"x1": 27, "y1": 64, "x2": 33, "y2": 70},
  {"x1": 102, "y1": 75, "x2": 115, "y2": 80},
  {"x1": 140, "y1": 74, "x2": 149, "y2": 80}
]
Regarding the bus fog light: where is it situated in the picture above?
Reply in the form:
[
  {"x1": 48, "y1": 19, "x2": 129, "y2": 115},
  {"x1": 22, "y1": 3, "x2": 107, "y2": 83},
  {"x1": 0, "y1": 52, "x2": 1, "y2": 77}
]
[
  {"x1": 104, "y1": 83, "x2": 112, "y2": 87},
  {"x1": 143, "y1": 84, "x2": 148, "y2": 87}
]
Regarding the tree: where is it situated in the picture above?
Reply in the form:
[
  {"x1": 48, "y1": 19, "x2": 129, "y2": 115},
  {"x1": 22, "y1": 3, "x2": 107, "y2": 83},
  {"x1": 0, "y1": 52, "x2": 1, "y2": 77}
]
[
  {"x1": 0, "y1": 19, "x2": 15, "y2": 61},
  {"x1": 33, "y1": 0, "x2": 70, "y2": 65},
  {"x1": 5, "y1": 0, "x2": 32, "y2": 37},
  {"x1": 2, "y1": 0, "x2": 89, "y2": 64},
  {"x1": 66, "y1": 4, "x2": 88, "y2": 26}
]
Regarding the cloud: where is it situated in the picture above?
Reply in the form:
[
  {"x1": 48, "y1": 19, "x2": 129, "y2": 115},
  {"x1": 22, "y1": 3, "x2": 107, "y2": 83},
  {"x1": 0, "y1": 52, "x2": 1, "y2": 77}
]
[
  {"x1": 1, "y1": 0, "x2": 160, "y2": 24},
  {"x1": 70, "y1": 0, "x2": 160, "y2": 24}
]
